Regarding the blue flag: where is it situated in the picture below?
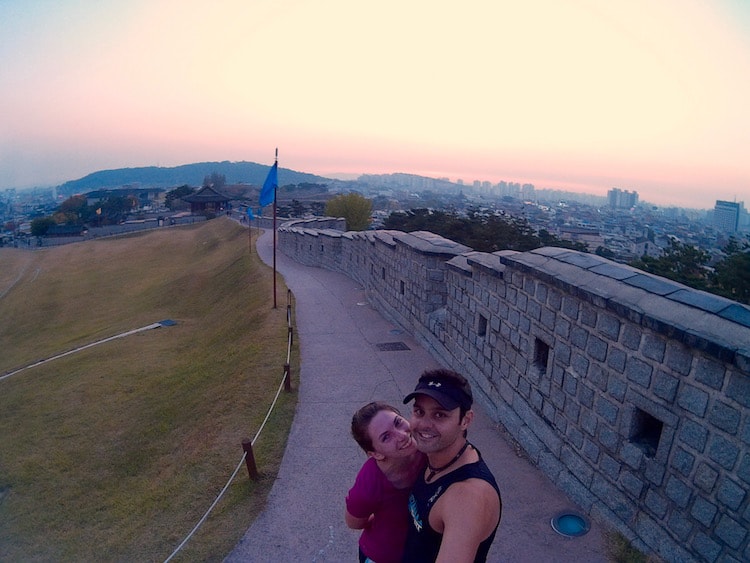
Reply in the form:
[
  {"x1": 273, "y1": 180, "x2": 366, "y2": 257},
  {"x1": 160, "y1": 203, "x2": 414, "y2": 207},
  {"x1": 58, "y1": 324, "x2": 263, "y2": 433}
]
[
  {"x1": 259, "y1": 161, "x2": 278, "y2": 207},
  {"x1": 247, "y1": 207, "x2": 255, "y2": 220}
]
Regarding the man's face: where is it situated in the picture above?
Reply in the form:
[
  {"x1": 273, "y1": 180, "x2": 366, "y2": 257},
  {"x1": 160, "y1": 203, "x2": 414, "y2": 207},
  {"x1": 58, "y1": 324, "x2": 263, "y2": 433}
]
[{"x1": 409, "y1": 394, "x2": 468, "y2": 454}]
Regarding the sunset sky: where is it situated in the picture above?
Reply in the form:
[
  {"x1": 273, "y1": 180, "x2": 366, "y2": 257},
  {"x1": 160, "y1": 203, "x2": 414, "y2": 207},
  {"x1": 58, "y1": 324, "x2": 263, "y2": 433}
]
[{"x1": 1, "y1": 0, "x2": 748, "y2": 209}]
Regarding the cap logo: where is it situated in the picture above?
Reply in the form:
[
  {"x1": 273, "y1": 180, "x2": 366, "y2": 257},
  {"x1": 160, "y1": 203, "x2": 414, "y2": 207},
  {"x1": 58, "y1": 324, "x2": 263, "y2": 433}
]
[{"x1": 427, "y1": 381, "x2": 442, "y2": 388}]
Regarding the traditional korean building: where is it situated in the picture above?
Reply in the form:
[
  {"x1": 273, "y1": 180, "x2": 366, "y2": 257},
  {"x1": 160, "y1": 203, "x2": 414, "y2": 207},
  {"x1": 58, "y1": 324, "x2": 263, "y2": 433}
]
[{"x1": 182, "y1": 186, "x2": 230, "y2": 214}]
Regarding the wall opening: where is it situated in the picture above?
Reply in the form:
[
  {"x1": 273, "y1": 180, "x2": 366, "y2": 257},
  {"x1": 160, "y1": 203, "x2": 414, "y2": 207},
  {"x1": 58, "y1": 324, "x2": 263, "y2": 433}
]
[
  {"x1": 381, "y1": 267, "x2": 386, "y2": 280},
  {"x1": 629, "y1": 408, "x2": 663, "y2": 458},
  {"x1": 400, "y1": 280, "x2": 405, "y2": 295},
  {"x1": 533, "y1": 338, "x2": 550, "y2": 375},
  {"x1": 478, "y1": 313, "x2": 488, "y2": 337}
]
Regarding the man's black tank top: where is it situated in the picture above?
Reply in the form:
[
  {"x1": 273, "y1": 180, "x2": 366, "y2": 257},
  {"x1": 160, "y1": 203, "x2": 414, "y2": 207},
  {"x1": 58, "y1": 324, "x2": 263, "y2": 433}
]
[{"x1": 402, "y1": 450, "x2": 501, "y2": 563}]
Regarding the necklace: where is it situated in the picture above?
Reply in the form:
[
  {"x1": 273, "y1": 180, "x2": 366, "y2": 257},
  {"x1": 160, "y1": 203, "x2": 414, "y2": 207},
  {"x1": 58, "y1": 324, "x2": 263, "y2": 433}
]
[{"x1": 426, "y1": 441, "x2": 470, "y2": 481}]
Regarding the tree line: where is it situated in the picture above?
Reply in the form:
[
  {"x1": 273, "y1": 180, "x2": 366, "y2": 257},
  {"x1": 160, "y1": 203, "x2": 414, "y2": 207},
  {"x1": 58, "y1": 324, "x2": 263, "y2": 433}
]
[{"x1": 383, "y1": 208, "x2": 749, "y2": 305}]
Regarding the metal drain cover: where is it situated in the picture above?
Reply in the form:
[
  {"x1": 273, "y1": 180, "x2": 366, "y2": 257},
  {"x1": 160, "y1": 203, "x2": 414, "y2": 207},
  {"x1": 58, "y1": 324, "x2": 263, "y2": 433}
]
[{"x1": 376, "y1": 341, "x2": 411, "y2": 352}]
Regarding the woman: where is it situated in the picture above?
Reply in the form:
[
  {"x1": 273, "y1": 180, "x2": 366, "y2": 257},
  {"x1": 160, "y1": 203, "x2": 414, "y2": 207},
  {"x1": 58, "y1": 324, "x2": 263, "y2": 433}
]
[{"x1": 345, "y1": 401, "x2": 426, "y2": 563}]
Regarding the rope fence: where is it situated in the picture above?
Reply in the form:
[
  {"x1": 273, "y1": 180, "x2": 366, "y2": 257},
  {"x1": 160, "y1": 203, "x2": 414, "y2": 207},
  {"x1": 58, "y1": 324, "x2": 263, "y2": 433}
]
[{"x1": 163, "y1": 289, "x2": 296, "y2": 562}]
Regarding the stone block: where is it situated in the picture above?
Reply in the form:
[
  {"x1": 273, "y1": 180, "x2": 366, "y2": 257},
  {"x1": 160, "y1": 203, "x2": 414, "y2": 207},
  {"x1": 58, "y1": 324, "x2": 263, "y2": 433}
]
[
  {"x1": 537, "y1": 450, "x2": 563, "y2": 480},
  {"x1": 676, "y1": 383, "x2": 709, "y2": 417},
  {"x1": 691, "y1": 496, "x2": 718, "y2": 527},
  {"x1": 665, "y1": 475, "x2": 692, "y2": 508},
  {"x1": 665, "y1": 341, "x2": 693, "y2": 376},
  {"x1": 592, "y1": 474, "x2": 636, "y2": 521},
  {"x1": 561, "y1": 296, "x2": 579, "y2": 320},
  {"x1": 595, "y1": 396, "x2": 619, "y2": 425},
  {"x1": 600, "y1": 452, "x2": 621, "y2": 480},
  {"x1": 644, "y1": 458, "x2": 666, "y2": 485},
  {"x1": 644, "y1": 489, "x2": 668, "y2": 518},
  {"x1": 667, "y1": 509, "x2": 693, "y2": 541},
  {"x1": 540, "y1": 306, "x2": 556, "y2": 331},
  {"x1": 571, "y1": 326, "x2": 589, "y2": 350},
  {"x1": 587, "y1": 335, "x2": 608, "y2": 362},
  {"x1": 561, "y1": 446, "x2": 594, "y2": 486},
  {"x1": 642, "y1": 333, "x2": 666, "y2": 362},
  {"x1": 716, "y1": 477, "x2": 746, "y2": 511},
  {"x1": 607, "y1": 376, "x2": 627, "y2": 402},
  {"x1": 587, "y1": 362, "x2": 608, "y2": 391},
  {"x1": 652, "y1": 369, "x2": 679, "y2": 403},
  {"x1": 694, "y1": 462, "x2": 719, "y2": 492},
  {"x1": 693, "y1": 356, "x2": 726, "y2": 390},
  {"x1": 620, "y1": 470, "x2": 644, "y2": 498},
  {"x1": 599, "y1": 425, "x2": 620, "y2": 452},
  {"x1": 708, "y1": 401, "x2": 741, "y2": 434},
  {"x1": 557, "y1": 470, "x2": 597, "y2": 511},
  {"x1": 726, "y1": 370, "x2": 750, "y2": 408},
  {"x1": 625, "y1": 356, "x2": 652, "y2": 389},
  {"x1": 597, "y1": 312, "x2": 621, "y2": 341},
  {"x1": 606, "y1": 347, "x2": 627, "y2": 373},
  {"x1": 739, "y1": 453, "x2": 750, "y2": 485},
  {"x1": 678, "y1": 418, "x2": 708, "y2": 452},
  {"x1": 563, "y1": 370, "x2": 578, "y2": 397},
  {"x1": 691, "y1": 532, "x2": 722, "y2": 562},
  {"x1": 708, "y1": 434, "x2": 740, "y2": 470},
  {"x1": 578, "y1": 382, "x2": 595, "y2": 408},
  {"x1": 578, "y1": 436, "x2": 597, "y2": 462},
  {"x1": 620, "y1": 441, "x2": 644, "y2": 470},
  {"x1": 671, "y1": 446, "x2": 695, "y2": 476},
  {"x1": 715, "y1": 514, "x2": 747, "y2": 550},
  {"x1": 581, "y1": 305, "x2": 597, "y2": 327},
  {"x1": 581, "y1": 410, "x2": 597, "y2": 436},
  {"x1": 621, "y1": 324, "x2": 642, "y2": 350}
]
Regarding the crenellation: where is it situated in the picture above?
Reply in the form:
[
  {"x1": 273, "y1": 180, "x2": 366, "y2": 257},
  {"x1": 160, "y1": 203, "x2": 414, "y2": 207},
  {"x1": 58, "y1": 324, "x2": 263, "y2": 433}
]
[{"x1": 277, "y1": 221, "x2": 750, "y2": 561}]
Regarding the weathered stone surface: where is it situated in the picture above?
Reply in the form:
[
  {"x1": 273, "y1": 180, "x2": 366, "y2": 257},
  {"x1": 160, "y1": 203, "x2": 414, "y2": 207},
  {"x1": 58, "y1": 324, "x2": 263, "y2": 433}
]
[{"x1": 278, "y1": 225, "x2": 750, "y2": 562}]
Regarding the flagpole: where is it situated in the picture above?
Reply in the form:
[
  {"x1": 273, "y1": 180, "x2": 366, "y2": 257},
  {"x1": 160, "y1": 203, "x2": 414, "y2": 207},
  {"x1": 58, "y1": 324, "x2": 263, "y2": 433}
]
[{"x1": 272, "y1": 148, "x2": 278, "y2": 309}]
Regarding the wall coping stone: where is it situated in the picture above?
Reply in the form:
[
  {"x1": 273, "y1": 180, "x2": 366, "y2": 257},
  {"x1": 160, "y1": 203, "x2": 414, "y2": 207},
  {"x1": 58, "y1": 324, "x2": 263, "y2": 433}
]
[
  {"x1": 391, "y1": 230, "x2": 472, "y2": 256},
  {"x1": 494, "y1": 247, "x2": 750, "y2": 368}
]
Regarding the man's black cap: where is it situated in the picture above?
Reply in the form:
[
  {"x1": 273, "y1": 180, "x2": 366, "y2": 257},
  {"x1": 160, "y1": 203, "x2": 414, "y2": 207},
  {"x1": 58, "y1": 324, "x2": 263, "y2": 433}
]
[{"x1": 403, "y1": 374, "x2": 473, "y2": 411}]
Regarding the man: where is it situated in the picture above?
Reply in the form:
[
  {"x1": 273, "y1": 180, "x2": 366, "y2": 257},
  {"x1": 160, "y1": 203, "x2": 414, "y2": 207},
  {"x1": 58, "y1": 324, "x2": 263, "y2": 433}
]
[{"x1": 402, "y1": 369, "x2": 502, "y2": 563}]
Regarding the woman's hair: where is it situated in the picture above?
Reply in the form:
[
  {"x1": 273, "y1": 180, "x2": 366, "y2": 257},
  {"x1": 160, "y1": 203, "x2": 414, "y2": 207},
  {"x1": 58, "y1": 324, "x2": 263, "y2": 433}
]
[{"x1": 351, "y1": 401, "x2": 401, "y2": 453}]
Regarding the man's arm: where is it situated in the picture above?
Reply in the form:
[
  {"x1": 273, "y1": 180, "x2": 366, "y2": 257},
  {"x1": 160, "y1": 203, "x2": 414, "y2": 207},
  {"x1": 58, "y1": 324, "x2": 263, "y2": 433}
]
[{"x1": 431, "y1": 479, "x2": 500, "y2": 563}]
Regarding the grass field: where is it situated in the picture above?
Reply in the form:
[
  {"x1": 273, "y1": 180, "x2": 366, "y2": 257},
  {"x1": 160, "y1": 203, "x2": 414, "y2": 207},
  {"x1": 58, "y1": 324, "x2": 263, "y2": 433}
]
[{"x1": 0, "y1": 218, "x2": 297, "y2": 561}]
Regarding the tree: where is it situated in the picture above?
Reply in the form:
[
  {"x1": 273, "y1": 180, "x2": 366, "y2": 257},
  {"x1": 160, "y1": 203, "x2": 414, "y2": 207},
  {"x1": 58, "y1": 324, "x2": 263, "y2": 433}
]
[
  {"x1": 630, "y1": 238, "x2": 711, "y2": 290},
  {"x1": 30, "y1": 216, "x2": 57, "y2": 236},
  {"x1": 383, "y1": 208, "x2": 585, "y2": 253},
  {"x1": 100, "y1": 195, "x2": 135, "y2": 225},
  {"x1": 58, "y1": 195, "x2": 91, "y2": 224},
  {"x1": 203, "y1": 172, "x2": 226, "y2": 189},
  {"x1": 325, "y1": 193, "x2": 373, "y2": 231},
  {"x1": 165, "y1": 185, "x2": 195, "y2": 210},
  {"x1": 711, "y1": 238, "x2": 750, "y2": 304}
]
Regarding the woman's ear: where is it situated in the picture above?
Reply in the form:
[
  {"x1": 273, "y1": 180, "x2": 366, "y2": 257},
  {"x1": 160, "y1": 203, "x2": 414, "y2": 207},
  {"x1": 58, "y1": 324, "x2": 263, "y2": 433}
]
[{"x1": 367, "y1": 450, "x2": 385, "y2": 461}]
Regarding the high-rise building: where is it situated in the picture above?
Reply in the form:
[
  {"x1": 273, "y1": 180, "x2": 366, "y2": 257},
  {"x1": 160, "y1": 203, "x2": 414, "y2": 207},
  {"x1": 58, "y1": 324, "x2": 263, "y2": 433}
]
[
  {"x1": 713, "y1": 200, "x2": 741, "y2": 232},
  {"x1": 607, "y1": 188, "x2": 639, "y2": 209}
]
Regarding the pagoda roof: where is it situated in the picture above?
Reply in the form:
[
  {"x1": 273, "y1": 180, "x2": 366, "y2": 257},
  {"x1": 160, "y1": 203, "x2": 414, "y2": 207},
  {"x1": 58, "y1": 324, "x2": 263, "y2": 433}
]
[{"x1": 182, "y1": 186, "x2": 231, "y2": 203}]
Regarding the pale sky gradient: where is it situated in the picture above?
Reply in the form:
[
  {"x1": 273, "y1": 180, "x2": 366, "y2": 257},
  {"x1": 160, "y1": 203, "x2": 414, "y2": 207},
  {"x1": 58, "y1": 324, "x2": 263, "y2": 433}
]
[{"x1": 1, "y1": 0, "x2": 749, "y2": 209}]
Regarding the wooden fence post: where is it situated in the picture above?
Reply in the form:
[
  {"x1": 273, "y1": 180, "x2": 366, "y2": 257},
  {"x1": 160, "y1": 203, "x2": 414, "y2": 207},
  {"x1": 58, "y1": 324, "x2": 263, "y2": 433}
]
[{"x1": 242, "y1": 439, "x2": 259, "y2": 480}]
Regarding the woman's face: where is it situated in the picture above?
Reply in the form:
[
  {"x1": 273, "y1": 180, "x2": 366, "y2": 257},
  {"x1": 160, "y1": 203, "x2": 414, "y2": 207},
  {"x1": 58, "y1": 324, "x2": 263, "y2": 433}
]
[{"x1": 367, "y1": 409, "x2": 417, "y2": 459}]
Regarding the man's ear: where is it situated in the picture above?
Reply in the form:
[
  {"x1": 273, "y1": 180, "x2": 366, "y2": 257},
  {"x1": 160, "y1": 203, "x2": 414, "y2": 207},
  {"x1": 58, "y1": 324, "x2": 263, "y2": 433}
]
[
  {"x1": 460, "y1": 409, "x2": 474, "y2": 430},
  {"x1": 367, "y1": 450, "x2": 385, "y2": 461}
]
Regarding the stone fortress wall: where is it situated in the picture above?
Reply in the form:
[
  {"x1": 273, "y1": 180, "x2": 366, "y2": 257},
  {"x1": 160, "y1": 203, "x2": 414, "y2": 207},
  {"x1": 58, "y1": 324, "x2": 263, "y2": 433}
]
[{"x1": 277, "y1": 218, "x2": 750, "y2": 562}]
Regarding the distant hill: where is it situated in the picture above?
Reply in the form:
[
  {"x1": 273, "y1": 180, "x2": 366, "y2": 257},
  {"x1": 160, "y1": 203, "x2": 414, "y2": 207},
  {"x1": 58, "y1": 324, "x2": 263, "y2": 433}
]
[{"x1": 56, "y1": 161, "x2": 332, "y2": 196}]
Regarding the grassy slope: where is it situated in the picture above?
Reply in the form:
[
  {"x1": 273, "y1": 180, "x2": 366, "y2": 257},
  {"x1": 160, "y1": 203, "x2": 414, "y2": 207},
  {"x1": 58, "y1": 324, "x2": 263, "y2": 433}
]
[{"x1": 0, "y1": 218, "x2": 296, "y2": 561}]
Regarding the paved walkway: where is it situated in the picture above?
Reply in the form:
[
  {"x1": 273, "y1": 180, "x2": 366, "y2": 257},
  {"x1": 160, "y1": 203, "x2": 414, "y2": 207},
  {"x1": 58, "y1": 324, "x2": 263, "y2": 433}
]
[{"x1": 226, "y1": 229, "x2": 609, "y2": 562}]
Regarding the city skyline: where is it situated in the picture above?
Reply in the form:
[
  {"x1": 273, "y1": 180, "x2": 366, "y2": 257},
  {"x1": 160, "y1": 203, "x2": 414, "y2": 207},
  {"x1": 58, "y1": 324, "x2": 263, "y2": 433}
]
[{"x1": 1, "y1": 0, "x2": 749, "y2": 210}]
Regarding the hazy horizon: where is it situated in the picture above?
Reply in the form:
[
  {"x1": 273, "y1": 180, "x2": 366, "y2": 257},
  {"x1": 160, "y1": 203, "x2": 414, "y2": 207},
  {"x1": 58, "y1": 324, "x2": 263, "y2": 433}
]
[{"x1": 2, "y1": 1, "x2": 748, "y2": 210}]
